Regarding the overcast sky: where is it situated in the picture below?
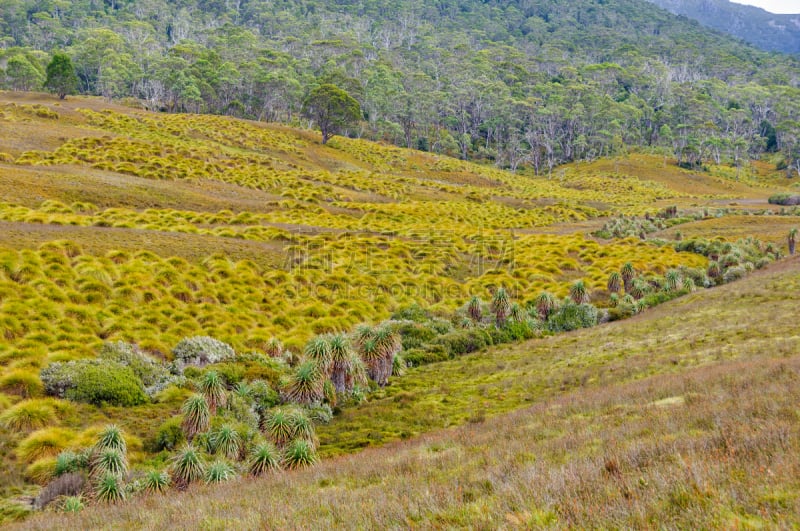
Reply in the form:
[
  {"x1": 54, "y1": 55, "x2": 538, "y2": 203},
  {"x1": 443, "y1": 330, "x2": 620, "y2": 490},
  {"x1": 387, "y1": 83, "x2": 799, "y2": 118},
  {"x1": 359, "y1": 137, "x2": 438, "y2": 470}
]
[{"x1": 730, "y1": 0, "x2": 800, "y2": 13}]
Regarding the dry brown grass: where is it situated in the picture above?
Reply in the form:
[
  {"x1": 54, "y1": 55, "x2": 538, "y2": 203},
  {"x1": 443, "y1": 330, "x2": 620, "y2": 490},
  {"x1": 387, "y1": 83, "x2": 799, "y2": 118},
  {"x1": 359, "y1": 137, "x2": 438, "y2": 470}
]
[{"x1": 658, "y1": 214, "x2": 800, "y2": 245}]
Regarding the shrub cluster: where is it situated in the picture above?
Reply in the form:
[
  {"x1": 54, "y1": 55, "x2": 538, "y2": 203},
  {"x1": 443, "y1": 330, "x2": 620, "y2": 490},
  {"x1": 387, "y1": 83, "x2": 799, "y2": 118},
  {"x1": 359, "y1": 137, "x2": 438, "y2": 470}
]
[
  {"x1": 172, "y1": 336, "x2": 235, "y2": 370},
  {"x1": 40, "y1": 360, "x2": 147, "y2": 407},
  {"x1": 768, "y1": 193, "x2": 800, "y2": 206}
]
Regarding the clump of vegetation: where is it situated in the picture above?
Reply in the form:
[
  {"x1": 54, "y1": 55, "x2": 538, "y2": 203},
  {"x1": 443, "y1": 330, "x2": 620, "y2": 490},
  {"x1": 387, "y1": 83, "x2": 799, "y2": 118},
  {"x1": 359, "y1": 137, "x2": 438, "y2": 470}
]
[
  {"x1": 40, "y1": 360, "x2": 147, "y2": 407},
  {"x1": 172, "y1": 337, "x2": 235, "y2": 370},
  {"x1": 768, "y1": 193, "x2": 800, "y2": 206}
]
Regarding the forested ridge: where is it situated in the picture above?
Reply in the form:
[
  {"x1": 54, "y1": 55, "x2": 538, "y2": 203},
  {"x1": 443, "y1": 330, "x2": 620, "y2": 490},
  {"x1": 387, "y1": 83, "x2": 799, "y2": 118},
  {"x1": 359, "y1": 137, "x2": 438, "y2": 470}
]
[
  {"x1": 2, "y1": 0, "x2": 800, "y2": 173},
  {"x1": 647, "y1": 0, "x2": 800, "y2": 55}
]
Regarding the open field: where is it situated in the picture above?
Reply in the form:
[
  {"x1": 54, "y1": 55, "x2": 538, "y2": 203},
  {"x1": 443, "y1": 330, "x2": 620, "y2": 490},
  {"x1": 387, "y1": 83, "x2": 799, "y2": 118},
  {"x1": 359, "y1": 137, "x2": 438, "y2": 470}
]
[
  {"x1": 0, "y1": 92, "x2": 798, "y2": 525},
  {"x1": 17, "y1": 257, "x2": 800, "y2": 529}
]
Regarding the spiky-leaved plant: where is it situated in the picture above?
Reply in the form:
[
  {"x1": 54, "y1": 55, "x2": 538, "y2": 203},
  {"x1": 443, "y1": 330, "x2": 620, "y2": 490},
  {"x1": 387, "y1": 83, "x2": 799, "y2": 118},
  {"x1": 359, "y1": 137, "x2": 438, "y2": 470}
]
[
  {"x1": 392, "y1": 354, "x2": 407, "y2": 377},
  {"x1": 491, "y1": 288, "x2": 511, "y2": 327},
  {"x1": 181, "y1": 394, "x2": 210, "y2": 441},
  {"x1": 467, "y1": 296, "x2": 482, "y2": 322},
  {"x1": 210, "y1": 424, "x2": 241, "y2": 460},
  {"x1": 282, "y1": 439, "x2": 318, "y2": 470},
  {"x1": 682, "y1": 277, "x2": 696, "y2": 292},
  {"x1": 346, "y1": 355, "x2": 369, "y2": 392},
  {"x1": 509, "y1": 303, "x2": 526, "y2": 323},
  {"x1": 570, "y1": 280, "x2": 589, "y2": 304},
  {"x1": 198, "y1": 370, "x2": 227, "y2": 415},
  {"x1": 607, "y1": 271, "x2": 622, "y2": 294},
  {"x1": 361, "y1": 325, "x2": 401, "y2": 387},
  {"x1": 143, "y1": 469, "x2": 170, "y2": 494},
  {"x1": 263, "y1": 408, "x2": 294, "y2": 446},
  {"x1": 328, "y1": 333, "x2": 355, "y2": 393},
  {"x1": 629, "y1": 278, "x2": 648, "y2": 300},
  {"x1": 205, "y1": 460, "x2": 236, "y2": 483},
  {"x1": 322, "y1": 380, "x2": 337, "y2": 407},
  {"x1": 351, "y1": 324, "x2": 375, "y2": 350},
  {"x1": 233, "y1": 381, "x2": 251, "y2": 400},
  {"x1": 535, "y1": 292, "x2": 557, "y2": 320},
  {"x1": 265, "y1": 337, "x2": 284, "y2": 358},
  {"x1": 94, "y1": 472, "x2": 125, "y2": 503},
  {"x1": 288, "y1": 408, "x2": 316, "y2": 445},
  {"x1": 664, "y1": 269, "x2": 681, "y2": 292},
  {"x1": 62, "y1": 496, "x2": 84, "y2": 513},
  {"x1": 248, "y1": 441, "x2": 281, "y2": 476},
  {"x1": 91, "y1": 448, "x2": 127, "y2": 478},
  {"x1": 621, "y1": 262, "x2": 636, "y2": 292},
  {"x1": 95, "y1": 424, "x2": 126, "y2": 454},
  {"x1": 170, "y1": 444, "x2": 205, "y2": 489},
  {"x1": 707, "y1": 261, "x2": 721, "y2": 280},
  {"x1": 284, "y1": 361, "x2": 324, "y2": 405},
  {"x1": 359, "y1": 338, "x2": 382, "y2": 384},
  {"x1": 303, "y1": 335, "x2": 332, "y2": 374}
]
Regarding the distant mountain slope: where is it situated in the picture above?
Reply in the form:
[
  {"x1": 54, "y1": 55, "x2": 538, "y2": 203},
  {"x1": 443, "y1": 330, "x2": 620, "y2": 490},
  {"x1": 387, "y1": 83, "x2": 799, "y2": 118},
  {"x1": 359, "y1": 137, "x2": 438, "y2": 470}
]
[{"x1": 648, "y1": 0, "x2": 800, "y2": 54}]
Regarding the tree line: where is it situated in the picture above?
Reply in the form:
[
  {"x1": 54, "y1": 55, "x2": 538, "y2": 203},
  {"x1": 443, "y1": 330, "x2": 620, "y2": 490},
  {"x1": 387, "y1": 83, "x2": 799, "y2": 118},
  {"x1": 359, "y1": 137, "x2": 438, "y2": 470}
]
[{"x1": 2, "y1": 0, "x2": 800, "y2": 173}]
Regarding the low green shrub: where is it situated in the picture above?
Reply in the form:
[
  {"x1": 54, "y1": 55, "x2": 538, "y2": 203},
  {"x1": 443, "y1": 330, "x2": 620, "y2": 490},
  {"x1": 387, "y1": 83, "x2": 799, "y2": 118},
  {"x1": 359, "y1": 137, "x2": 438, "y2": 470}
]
[
  {"x1": 546, "y1": 302, "x2": 598, "y2": 333},
  {"x1": 431, "y1": 328, "x2": 491, "y2": 358},
  {"x1": 99, "y1": 341, "x2": 170, "y2": 388},
  {"x1": 152, "y1": 416, "x2": 185, "y2": 452},
  {"x1": 403, "y1": 347, "x2": 449, "y2": 366},
  {"x1": 41, "y1": 360, "x2": 147, "y2": 406}
]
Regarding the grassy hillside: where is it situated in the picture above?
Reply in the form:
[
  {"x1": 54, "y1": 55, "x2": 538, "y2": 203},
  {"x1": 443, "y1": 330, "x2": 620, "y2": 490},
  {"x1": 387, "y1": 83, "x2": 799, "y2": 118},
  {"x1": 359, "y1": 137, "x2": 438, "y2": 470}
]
[
  {"x1": 17, "y1": 257, "x2": 800, "y2": 529},
  {"x1": 0, "y1": 92, "x2": 798, "y2": 524}
]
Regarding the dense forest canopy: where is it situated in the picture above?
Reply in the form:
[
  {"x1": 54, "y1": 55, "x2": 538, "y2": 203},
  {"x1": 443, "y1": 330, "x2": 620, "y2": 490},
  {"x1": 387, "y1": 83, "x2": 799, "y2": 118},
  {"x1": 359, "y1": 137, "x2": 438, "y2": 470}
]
[{"x1": 2, "y1": 0, "x2": 800, "y2": 173}]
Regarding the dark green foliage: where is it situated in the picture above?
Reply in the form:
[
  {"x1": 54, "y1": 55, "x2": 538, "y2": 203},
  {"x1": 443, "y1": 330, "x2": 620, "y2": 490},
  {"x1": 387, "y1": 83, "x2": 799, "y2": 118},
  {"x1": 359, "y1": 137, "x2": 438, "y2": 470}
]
[
  {"x1": 99, "y1": 342, "x2": 170, "y2": 389},
  {"x1": 60, "y1": 361, "x2": 147, "y2": 407},
  {"x1": 391, "y1": 304, "x2": 430, "y2": 323},
  {"x1": 431, "y1": 329, "x2": 492, "y2": 358},
  {"x1": 248, "y1": 380, "x2": 279, "y2": 413},
  {"x1": 302, "y1": 84, "x2": 361, "y2": 144},
  {"x1": 153, "y1": 417, "x2": 185, "y2": 452},
  {"x1": 546, "y1": 302, "x2": 598, "y2": 333},
  {"x1": 403, "y1": 348, "x2": 449, "y2": 366},
  {"x1": 395, "y1": 321, "x2": 440, "y2": 350},
  {"x1": 43, "y1": 53, "x2": 78, "y2": 100},
  {"x1": 41, "y1": 359, "x2": 147, "y2": 406},
  {"x1": 54, "y1": 451, "x2": 85, "y2": 477}
]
